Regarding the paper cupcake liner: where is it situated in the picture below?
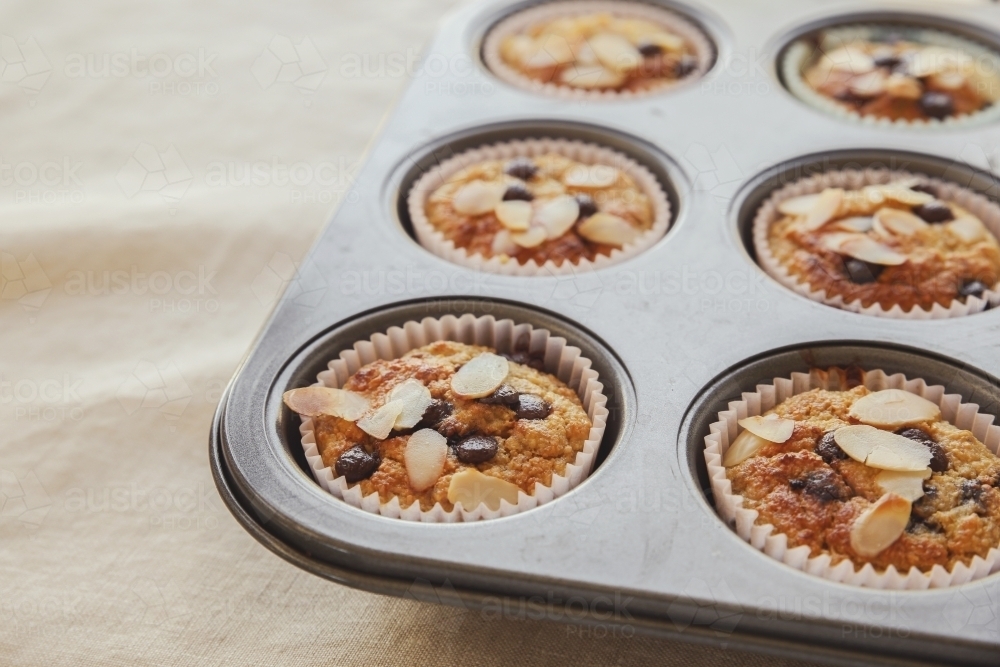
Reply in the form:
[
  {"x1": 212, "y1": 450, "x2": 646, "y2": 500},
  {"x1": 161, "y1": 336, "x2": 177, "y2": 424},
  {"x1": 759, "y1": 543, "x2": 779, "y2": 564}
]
[
  {"x1": 782, "y1": 25, "x2": 1000, "y2": 130},
  {"x1": 703, "y1": 368, "x2": 1000, "y2": 589},
  {"x1": 753, "y1": 168, "x2": 1000, "y2": 318},
  {"x1": 296, "y1": 314, "x2": 609, "y2": 522},
  {"x1": 482, "y1": 0, "x2": 714, "y2": 101},
  {"x1": 408, "y1": 138, "x2": 671, "y2": 276}
]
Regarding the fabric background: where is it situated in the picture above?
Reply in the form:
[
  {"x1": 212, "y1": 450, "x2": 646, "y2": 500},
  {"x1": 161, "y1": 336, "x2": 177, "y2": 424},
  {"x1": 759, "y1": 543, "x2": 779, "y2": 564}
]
[{"x1": 0, "y1": 1, "x2": 826, "y2": 664}]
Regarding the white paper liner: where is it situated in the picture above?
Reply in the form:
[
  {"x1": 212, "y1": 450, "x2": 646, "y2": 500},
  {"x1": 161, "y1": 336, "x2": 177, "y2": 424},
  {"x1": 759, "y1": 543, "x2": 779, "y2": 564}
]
[
  {"x1": 703, "y1": 368, "x2": 1000, "y2": 589},
  {"x1": 753, "y1": 168, "x2": 1000, "y2": 318},
  {"x1": 296, "y1": 314, "x2": 609, "y2": 522},
  {"x1": 782, "y1": 25, "x2": 1000, "y2": 130},
  {"x1": 482, "y1": 0, "x2": 714, "y2": 101},
  {"x1": 408, "y1": 138, "x2": 671, "y2": 276}
]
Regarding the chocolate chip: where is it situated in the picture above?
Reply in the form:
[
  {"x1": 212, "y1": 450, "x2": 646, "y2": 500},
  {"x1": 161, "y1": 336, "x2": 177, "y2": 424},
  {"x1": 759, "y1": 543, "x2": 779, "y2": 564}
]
[
  {"x1": 919, "y1": 92, "x2": 954, "y2": 119},
  {"x1": 575, "y1": 193, "x2": 598, "y2": 219},
  {"x1": 516, "y1": 394, "x2": 551, "y2": 420},
  {"x1": 958, "y1": 280, "x2": 987, "y2": 300},
  {"x1": 480, "y1": 383, "x2": 520, "y2": 407},
  {"x1": 504, "y1": 158, "x2": 538, "y2": 180},
  {"x1": 895, "y1": 428, "x2": 949, "y2": 472},
  {"x1": 417, "y1": 399, "x2": 452, "y2": 429},
  {"x1": 453, "y1": 435, "x2": 499, "y2": 464},
  {"x1": 913, "y1": 201, "x2": 954, "y2": 223},
  {"x1": 504, "y1": 351, "x2": 545, "y2": 371},
  {"x1": 789, "y1": 469, "x2": 850, "y2": 502},
  {"x1": 843, "y1": 258, "x2": 884, "y2": 284},
  {"x1": 910, "y1": 183, "x2": 938, "y2": 197},
  {"x1": 335, "y1": 445, "x2": 381, "y2": 482},
  {"x1": 961, "y1": 479, "x2": 985, "y2": 505},
  {"x1": 674, "y1": 54, "x2": 698, "y2": 78},
  {"x1": 873, "y1": 54, "x2": 902, "y2": 69},
  {"x1": 637, "y1": 42, "x2": 663, "y2": 57},
  {"x1": 815, "y1": 431, "x2": 848, "y2": 464},
  {"x1": 503, "y1": 183, "x2": 533, "y2": 201}
]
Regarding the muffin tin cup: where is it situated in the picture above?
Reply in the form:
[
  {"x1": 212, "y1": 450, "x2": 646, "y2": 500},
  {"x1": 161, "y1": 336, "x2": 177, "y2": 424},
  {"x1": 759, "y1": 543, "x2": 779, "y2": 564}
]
[
  {"x1": 482, "y1": 0, "x2": 714, "y2": 101},
  {"x1": 753, "y1": 168, "x2": 1000, "y2": 318},
  {"x1": 296, "y1": 313, "x2": 609, "y2": 522},
  {"x1": 781, "y1": 24, "x2": 1000, "y2": 130},
  {"x1": 703, "y1": 367, "x2": 1000, "y2": 589},
  {"x1": 407, "y1": 137, "x2": 671, "y2": 275}
]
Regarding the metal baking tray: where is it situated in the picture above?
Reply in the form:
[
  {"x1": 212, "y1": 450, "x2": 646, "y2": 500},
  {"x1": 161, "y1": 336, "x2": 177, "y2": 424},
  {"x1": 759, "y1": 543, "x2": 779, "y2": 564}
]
[{"x1": 210, "y1": 1, "x2": 1000, "y2": 664}]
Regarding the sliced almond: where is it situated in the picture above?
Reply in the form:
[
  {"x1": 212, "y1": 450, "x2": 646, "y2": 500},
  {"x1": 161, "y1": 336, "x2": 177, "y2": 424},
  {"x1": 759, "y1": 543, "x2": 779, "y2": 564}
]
[
  {"x1": 577, "y1": 212, "x2": 639, "y2": 247},
  {"x1": 839, "y1": 236, "x2": 907, "y2": 266},
  {"x1": 802, "y1": 188, "x2": 844, "y2": 231},
  {"x1": 491, "y1": 229, "x2": 519, "y2": 256},
  {"x1": 404, "y1": 428, "x2": 448, "y2": 492},
  {"x1": 834, "y1": 425, "x2": 932, "y2": 472},
  {"x1": 827, "y1": 47, "x2": 875, "y2": 74},
  {"x1": 523, "y1": 34, "x2": 575, "y2": 68},
  {"x1": 849, "y1": 389, "x2": 941, "y2": 429},
  {"x1": 879, "y1": 186, "x2": 934, "y2": 207},
  {"x1": 559, "y1": 64, "x2": 625, "y2": 89},
  {"x1": 820, "y1": 232, "x2": 864, "y2": 252},
  {"x1": 452, "y1": 180, "x2": 504, "y2": 216},
  {"x1": 930, "y1": 70, "x2": 966, "y2": 91},
  {"x1": 830, "y1": 216, "x2": 874, "y2": 233},
  {"x1": 722, "y1": 429, "x2": 770, "y2": 467},
  {"x1": 495, "y1": 200, "x2": 532, "y2": 231},
  {"x1": 563, "y1": 164, "x2": 619, "y2": 189},
  {"x1": 873, "y1": 207, "x2": 928, "y2": 237},
  {"x1": 501, "y1": 35, "x2": 537, "y2": 66},
  {"x1": 850, "y1": 493, "x2": 912, "y2": 558},
  {"x1": 451, "y1": 352, "x2": 509, "y2": 399},
  {"x1": 534, "y1": 195, "x2": 580, "y2": 240},
  {"x1": 875, "y1": 468, "x2": 932, "y2": 502},
  {"x1": 850, "y1": 69, "x2": 887, "y2": 97},
  {"x1": 885, "y1": 73, "x2": 922, "y2": 100},
  {"x1": 357, "y1": 399, "x2": 405, "y2": 440},
  {"x1": 282, "y1": 386, "x2": 370, "y2": 420},
  {"x1": 778, "y1": 193, "x2": 820, "y2": 217},
  {"x1": 447, "y1": 468, "x2": 521, "y2": 511},
  {"x1": 511, "y1": 227, "x2": 547, "y2": 248},
  {"x1": 738, "y1": 415, "x2": 795, "y2": 443},
  {"x1": 948, "y1": 216, "x2": 987, "y2": 243},
  {"x1": 588, "y1": 32, "x2": 643, "y2": 73},
  {"x1": 388, "y1": 379, "x2": 434, "y2": 430}
]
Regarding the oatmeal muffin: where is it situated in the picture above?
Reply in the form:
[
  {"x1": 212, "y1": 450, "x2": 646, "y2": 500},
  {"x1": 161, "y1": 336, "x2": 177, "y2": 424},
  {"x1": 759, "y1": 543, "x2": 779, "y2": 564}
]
[
  {"x1": 786, "y1": 26, "x2": 1000, "y2": 125},
  {"x1": 483, "y1": 1, "x2": 711, "y2": 97},
  {"x1": 421, "y1": 150, "x2": 656, "y2": 267},
  {"x1": 722, "y1": 380, "x2": 1000, "y2": 574},
  {"x1": 757, "y1": 177, "x2": 1000, "y2": 313},
  {"x1": 284, "y1": 341, "x2": 593, "y2": 512}
]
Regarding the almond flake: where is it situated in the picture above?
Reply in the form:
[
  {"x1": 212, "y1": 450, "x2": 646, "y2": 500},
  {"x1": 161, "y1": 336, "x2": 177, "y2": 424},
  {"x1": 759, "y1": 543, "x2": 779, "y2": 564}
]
[
  {"x1": 451, "y1": 352, "x2": 509, "y2": 399},
  {"x1": 930, "y1": 70, "x2": 966, "y2": 91},
  {"x1": 879, "y1": 186, "x2": 934, "y2": 207},
  {"x1": 453, "y1": 180, "x2": 504, "y2": 215},
  {"x1": 827, "y1": 47, "x2": 875, "y2": 74},
  {"x1": 563, "y1": 164, "x2": 619, "y2": 188},
  {"x1": 534, "y1": 195, "x2": 580, "y2": 239},
  {"x1": 495, "y1": 200, "x2": 532, "y2": 231},
  {"x1": 885, "y1": 73, "x2": 922, "y2": 100},
  {"x1": 491, "y1": 229, "x2": 519, "y2": 256},
  {"x1": 577, "y1": 212, "x2": 639, "y2": 247},
  {"x1": 388, "y1": 379, "x2": 434, "y2": 429},
  {"x1": 850, "y1": 69, "x2": 887, "y2": 97},
  {"x1": 282, "y1": 387, "x2": 370, "y2": 420},
  {"x1": 722, "y1": 429, "x2": 769, "y2": 467},
  {"x1": 560, "y1": 64, "x2": 625, "y2": 89},
  {"x1": 404, "y1": 428, "x2": 447, "y2": 492},
  {"x1": 875, "y1": 468, "x2": 932, "y2": 502},
  {"x1": 778, "y1": 194, "x2": 820, "y2": 217},
  {"x1": 830, "y1": 216, "x2": 874, "y2": 233},
  {"x1": 839, "y1": 236, "x2": 907, "y2": 266},
  {"x1": 820, "y1": 232, "x2": 864, "y2": 252},
  {"x1": 802, "y1": 188, "x2": 844, "y2": 231},
  {"x1": 948, "y1": 216, "x2": 987, "y2": 243},
  {"x1": 848, "y1": 389, "x2": 941, "y2": 429},
  {"x1": 738, "y1": 415, "x2": 795, "y2": 443},
  {"x1": 511, "y1": 227, "x2": 547, "y2": 248},
  {"x1": 523, "y1": 34, "x2": 575, "y2": 68},
  {"x1": 834, "y1": 425, "x2": 933, "y2": 472},
  {"x1": 850, "y1": 493, "x2": 912, "y2": 558},
  {"x1": 357, "y1": 399, "x2": 405, "y2": 440},
  {"x1": 873, "y1": 207, "x2": 928, "y2": 237},
  {"x1": 588, "y1": 32, "x2": 643, "y2": 73},
  {"x1": 447, "y1": 468, "x2": 521, "y2": 511}
]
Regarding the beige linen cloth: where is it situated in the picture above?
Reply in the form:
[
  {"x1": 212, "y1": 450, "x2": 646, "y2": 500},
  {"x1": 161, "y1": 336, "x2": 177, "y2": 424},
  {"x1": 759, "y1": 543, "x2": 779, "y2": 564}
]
[{"x1": 0, "y1": 1, "x2": 821, "y2": 664}]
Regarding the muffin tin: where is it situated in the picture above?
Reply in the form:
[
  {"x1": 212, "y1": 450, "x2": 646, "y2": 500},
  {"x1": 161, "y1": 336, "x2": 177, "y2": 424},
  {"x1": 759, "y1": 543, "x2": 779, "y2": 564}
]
[{"x1": 210, "y1": 1, "x2": 1000, "y2": 664}]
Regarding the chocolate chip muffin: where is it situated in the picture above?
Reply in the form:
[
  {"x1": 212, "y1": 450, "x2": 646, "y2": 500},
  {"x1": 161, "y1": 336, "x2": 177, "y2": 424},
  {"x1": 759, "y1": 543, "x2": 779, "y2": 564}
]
[
  {"x1": 284, "y1": 340, "x2": 593, "y2": 512},
  {"x1": 757, "y1": 177, "x2": 1000, "y2": 313},
  {"x1": 422, "y1": 151, "x2": 655, "y2": 267},
  {"x1": 494, "y1": 8, "x2": 702, "y2": 93},
  {"x1": 723, "y1": 382, "x2": 1000, "y2": 574},
  {"x1": 784, "y1": 26, "x2": 1000, "y2": 123}
]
